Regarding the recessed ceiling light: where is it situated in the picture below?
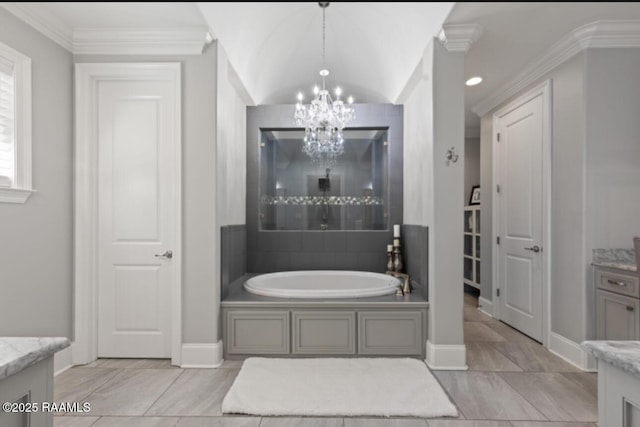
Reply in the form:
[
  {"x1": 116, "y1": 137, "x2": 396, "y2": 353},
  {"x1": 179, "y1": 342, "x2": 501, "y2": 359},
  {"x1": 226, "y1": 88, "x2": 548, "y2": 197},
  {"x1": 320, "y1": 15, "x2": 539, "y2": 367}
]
[{"x1": 466, "y1": 77, "x2": 483, "y2": 86}]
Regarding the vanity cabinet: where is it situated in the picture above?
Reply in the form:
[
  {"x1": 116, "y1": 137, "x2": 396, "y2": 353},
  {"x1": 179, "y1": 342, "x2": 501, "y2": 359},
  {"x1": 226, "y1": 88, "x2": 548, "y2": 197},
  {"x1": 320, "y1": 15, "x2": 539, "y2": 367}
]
[{"x1": 595, "y1": 266, "x2": 640, "y2": 341}]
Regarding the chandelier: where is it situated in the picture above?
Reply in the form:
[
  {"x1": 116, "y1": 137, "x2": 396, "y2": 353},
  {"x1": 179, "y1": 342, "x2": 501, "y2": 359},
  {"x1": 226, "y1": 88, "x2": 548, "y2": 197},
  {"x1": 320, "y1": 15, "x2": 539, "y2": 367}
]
[{"x1": 294, "y1": 2, "x2": 355, "y2": 162}]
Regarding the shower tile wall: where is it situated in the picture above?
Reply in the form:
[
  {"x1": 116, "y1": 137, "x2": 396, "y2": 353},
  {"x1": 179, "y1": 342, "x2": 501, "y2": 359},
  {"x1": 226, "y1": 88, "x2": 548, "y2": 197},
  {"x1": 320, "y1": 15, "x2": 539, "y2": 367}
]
[
  {"x1": 221, "y1": 225, "x2": 246, "y2": 300},
  {"x1": 402, "y1": 225, "x2": 429, "y2": 299},
  {"x1": 246, "y1": 104, "x2": 403, "y2": 273}
]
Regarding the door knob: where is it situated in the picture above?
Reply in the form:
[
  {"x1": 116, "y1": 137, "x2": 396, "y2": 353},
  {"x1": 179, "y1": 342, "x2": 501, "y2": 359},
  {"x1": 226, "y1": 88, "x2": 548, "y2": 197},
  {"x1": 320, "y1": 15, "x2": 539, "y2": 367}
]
[
  {"x1": 524, "y1": 245, "x2": 541, "y2": 253},
  {"x1": 155, "y1": 250, "x2": 173, "y2": 259}
]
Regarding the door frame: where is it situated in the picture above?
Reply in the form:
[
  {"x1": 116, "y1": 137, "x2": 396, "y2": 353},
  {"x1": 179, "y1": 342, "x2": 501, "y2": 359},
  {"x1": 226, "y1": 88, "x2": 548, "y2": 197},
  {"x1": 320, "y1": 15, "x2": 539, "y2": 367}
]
[
  {"x1": 74, "y1": 63, "x2": 182, "y2": 365},
  {"x1": 491, "y1": 79, "x2": 552, "y2": 346}
]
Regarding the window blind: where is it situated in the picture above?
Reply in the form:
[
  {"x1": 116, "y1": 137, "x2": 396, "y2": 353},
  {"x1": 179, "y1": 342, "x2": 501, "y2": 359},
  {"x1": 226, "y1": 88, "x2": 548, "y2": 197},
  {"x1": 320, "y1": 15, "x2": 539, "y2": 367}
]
[{"x1": 0, "y1": 60, "x2": 15, "y2": 187}]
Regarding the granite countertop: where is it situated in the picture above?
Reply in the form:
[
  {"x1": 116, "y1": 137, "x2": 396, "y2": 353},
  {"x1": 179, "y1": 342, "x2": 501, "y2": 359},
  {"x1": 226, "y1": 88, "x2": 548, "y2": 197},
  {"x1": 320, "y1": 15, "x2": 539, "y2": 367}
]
[
  {"x1": 582, "y1": 341, "x2": 640, "y2": 380},
  {"x1": 592, "y1": 248, "x2": 637, "y2": 272},
  {"x1": 0, "y1": 337, "x2": 70, "y2": 381}
]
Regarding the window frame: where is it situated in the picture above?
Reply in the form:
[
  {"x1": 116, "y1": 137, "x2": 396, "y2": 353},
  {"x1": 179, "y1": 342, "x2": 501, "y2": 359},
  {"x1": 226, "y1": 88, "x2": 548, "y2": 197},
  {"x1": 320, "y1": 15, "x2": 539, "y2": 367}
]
[{"x1": 0, "y1": 41, "x2": 32, "y2": 203}]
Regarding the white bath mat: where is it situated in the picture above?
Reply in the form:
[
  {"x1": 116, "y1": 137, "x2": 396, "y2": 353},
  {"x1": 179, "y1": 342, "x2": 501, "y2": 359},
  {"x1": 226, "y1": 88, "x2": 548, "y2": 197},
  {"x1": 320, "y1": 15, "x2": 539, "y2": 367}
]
[{"x1": 221, "y1": 357, "x2": 458, "y2": 418}]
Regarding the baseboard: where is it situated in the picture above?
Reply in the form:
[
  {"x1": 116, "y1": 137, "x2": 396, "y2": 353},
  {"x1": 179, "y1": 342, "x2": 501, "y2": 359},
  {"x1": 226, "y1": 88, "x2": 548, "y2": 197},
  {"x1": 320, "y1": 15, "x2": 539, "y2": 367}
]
[
  {"x1": 425, "y1": 341, "x2": 468, "y2": 370},
  {"x1": 548, "y1": 332, "x2": 596, "y2": 372},
  {"x1": 477, "y1": 296, "x2": 494, "y2": 317},
  {"x1": 181, "y1": 341, "x2": 224, "y2": 368},
  {"x1": 54, "y1": 344, "x2": 73, "y2": 376}
]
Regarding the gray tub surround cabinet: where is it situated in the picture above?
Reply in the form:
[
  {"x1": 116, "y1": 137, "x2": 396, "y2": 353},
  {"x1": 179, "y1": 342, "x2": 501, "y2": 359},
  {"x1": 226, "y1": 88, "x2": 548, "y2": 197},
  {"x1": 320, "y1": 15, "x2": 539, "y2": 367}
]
[
  {"x1": 0, "y1": 337, "x2": 70, "y2": 427},
  {"x1": 583, "y1": 340, "x2": 640, "y2": 427},
  {"x1": 246, "y1": 104, "x2": 403, "y2": 273},
  {"x1": 593, "y1": 248, "x2": 638, "y2": 341},
  {"x1": 222, "y1": 276, "x2": 428, "y2": 358}
]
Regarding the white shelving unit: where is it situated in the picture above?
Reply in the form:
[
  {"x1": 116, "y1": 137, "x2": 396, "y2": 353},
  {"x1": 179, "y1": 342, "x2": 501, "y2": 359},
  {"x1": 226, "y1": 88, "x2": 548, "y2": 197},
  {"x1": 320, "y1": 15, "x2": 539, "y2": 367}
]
[{"x1": 464, "y1": 205, "x2": 481, "y2": 290}]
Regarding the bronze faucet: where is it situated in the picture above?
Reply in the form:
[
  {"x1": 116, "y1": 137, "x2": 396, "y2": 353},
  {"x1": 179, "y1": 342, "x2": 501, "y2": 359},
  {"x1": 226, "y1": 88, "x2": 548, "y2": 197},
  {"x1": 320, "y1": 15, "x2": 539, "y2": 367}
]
[{"x1": 386, "y1": 271, "x2": 412, "y2": 295}]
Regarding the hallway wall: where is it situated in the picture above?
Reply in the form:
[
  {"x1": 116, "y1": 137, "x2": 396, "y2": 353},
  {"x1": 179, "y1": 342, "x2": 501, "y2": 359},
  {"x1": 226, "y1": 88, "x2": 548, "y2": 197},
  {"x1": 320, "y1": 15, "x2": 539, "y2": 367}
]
[{"x1": 0, "y1": 8, "x2": 73, "y2": 338}]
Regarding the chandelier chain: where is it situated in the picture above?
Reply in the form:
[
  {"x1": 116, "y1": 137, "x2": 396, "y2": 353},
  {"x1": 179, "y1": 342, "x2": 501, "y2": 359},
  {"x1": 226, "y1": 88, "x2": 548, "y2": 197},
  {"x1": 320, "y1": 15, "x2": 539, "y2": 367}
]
[{"x1": 294, "y1": 1, "x2": 355, "y2": 163}]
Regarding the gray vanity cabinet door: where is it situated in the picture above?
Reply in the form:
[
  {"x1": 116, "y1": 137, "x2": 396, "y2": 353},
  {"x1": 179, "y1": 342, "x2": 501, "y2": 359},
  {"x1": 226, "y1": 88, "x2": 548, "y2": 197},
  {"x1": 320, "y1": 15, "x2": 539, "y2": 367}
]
[
  {"x1": 292, "y1": 311, "x2": 356, "y2": 354},
  {"x1": 596, "y1": 290, "x2": 639, "y2": 340},
  {"x1": 358, "y1": 311, "x2": 423, "y2": 355},
  {"x1": 225, "y1": 310, "x2": 290, "y2": 354}
]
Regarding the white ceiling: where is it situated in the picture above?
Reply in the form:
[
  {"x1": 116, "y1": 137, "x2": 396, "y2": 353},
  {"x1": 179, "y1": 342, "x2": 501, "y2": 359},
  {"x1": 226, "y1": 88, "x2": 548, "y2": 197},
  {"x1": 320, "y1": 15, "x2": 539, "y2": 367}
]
[
  {"x1": 449, "y1": 2, "x2": 640, "y2": 132},
  {"x1": 197, "y1": 2, "x2": 454, "y2": 105},
  {"x1": 5, "y1": 2, "x2": 640, "y2": 132}
]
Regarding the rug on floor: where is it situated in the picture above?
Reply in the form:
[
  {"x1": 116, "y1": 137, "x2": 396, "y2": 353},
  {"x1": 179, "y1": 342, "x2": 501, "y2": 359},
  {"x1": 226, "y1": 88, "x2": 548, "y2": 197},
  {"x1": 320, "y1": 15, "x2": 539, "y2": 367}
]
[{"x1": 221, "y1": 357, "x2": 458, "y2": 418}]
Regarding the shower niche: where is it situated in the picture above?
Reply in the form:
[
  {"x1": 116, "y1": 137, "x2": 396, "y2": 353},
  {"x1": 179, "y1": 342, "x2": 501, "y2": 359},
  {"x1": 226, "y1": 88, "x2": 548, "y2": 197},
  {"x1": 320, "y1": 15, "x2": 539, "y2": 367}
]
[{"x1": 260, "y1": 128, "x2": 389, "y2": 231}]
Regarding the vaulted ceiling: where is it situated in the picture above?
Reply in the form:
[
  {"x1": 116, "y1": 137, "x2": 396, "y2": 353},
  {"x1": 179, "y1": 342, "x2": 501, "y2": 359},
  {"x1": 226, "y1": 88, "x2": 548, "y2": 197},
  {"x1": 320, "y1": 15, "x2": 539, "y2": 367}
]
[{"x1": 4, "y1": 2, "x2": 640, "y2": 132}]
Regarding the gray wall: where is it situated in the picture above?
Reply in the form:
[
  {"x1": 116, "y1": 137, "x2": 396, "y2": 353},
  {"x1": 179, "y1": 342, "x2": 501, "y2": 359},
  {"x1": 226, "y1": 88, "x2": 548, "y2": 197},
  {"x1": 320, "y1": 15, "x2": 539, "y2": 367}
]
[
  {"x1": 246, "y1": 104, "x2": 403, "y2": 273},
  {"x1": 75, "y1": 48, "x2": 219, "y2": 344},
  {"x1": 0, "y1": 9, "x2": 73, "y2": 338},
  {"x1": 429, "y1": 40, "x2": 465, "y2": 347},
  {"x1": 478, "y1": 50, "x2": 640, "y2": 346},
  {"x1": 584, "y1": 48, "x2": 640, "y2": 339},
  {"x1": 480, "y1": 53, "x2": 586, "y2": 342},
  {"x1": 401, "y1": 38, "x2": 466, "y2": 356},
  {"x1": 464, "y1": 137, "x2": 480, "y2": 206}
]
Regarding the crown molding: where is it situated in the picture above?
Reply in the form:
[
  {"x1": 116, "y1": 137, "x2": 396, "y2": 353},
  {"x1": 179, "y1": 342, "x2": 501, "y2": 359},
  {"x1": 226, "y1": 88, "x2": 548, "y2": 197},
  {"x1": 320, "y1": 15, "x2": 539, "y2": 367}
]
[
  {"x1": 437, "y1": 24, "x2": 483, "y2": 53},
  {"x1": 73, "y1": 27, "x2": 212, "y2": 55},
  {"x1": 472, "y1": 20, "x2": 640, "y2": 117},
  {"x1": 0, "y1": 3, "x2": 73, "y2": 51}
]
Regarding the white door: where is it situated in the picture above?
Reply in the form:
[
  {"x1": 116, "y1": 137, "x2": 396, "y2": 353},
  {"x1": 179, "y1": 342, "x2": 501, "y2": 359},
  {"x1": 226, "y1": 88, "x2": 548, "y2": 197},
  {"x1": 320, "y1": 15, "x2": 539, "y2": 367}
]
[
  {"x1": 495, "y1": 87, "x2": 547, "y2": 342},
  {"x1": 97, "y1": 78, "x2": 178, "y2": 358}
]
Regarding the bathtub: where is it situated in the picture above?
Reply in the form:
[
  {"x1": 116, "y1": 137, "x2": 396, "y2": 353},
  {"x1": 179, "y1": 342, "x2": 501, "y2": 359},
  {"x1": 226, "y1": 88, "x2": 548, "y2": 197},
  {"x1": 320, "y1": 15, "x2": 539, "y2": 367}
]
[{"x1": 244, "y1": 270, "x2": 402, "y2": 299}]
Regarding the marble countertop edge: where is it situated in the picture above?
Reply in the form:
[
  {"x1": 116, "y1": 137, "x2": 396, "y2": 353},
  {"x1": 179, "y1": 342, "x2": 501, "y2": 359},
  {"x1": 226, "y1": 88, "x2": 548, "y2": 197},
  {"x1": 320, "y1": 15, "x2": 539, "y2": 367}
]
[
  {"x1": 0, "y1": 337, "x2": 70, "y2": 381},
  {"x1": 591, "y1": 261, "x2": 637, "y2": 272},
  {"x1": 582, "y1": 340, "x2": 640, "y2": 380}
]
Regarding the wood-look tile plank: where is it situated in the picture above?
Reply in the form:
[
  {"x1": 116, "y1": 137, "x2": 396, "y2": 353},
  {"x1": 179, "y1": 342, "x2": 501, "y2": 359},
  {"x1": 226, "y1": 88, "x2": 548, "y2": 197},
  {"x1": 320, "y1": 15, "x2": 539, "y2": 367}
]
[
  {"x1": 146, "y1": 369, "x2": 239, "y2": 416},
  {"x1": 54, "y1": 417, "x2": 100, "y2": 427},
  {"x1": 176, "y1": 417, "x2": 261, "y2": 426},
  {"x1": 464, "y1": 322, "x2": 507, "y2": 342},
  {"x1": 492, "y1": 342, "x2": 581, "y2": 372},
  {"x1": 219, "y1": 360, "x2": 245, "y2": 370},
  {"x1": 559, "y1": 372, "x2": 597, "y2": 396},
  {"x1": 94, "y1": 358, "x2": 176, "y2": 369},
  {"x1": 54, "y1": 368, "x2": 121, "y2": 403},
  {"x1": 465, "y1": 343, "x2": 523, "y2": 372},
  {"x1": 345, "y1": 418, "x2": 427, "y2": 427},
  {"x1": 499, "y1": 373, "x2": 597, "y2": 422},
  {"x1": 434, "y1": 371, "x2": 545, "y2": 421},
  {"x1": 92, "y1": 417, "x2": 180, "y2": 426},
  {"x1": 464, "y1": 305, "x2": 495, "y2": 322},
  {"x1": 482, "y1": 321, "x2": 538, "y2": 343},
  {"x1": 260, "y1": 417, "x2": 344, "y2": 427},
  {"x1": 427, "y1": 421, "x2": 513, "y2": 427},
  {"x1": 511, "y1": 423, "x2": 597, "y2": 426},
  {"x1": 83, "y1": 368, "x2": 183, "y2": 416}
]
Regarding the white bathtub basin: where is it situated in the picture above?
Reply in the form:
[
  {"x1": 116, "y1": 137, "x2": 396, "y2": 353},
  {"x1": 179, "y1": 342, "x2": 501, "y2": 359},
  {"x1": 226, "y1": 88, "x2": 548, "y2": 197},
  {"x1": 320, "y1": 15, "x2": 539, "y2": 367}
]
[{"x1": 244, "y1": 270, "x2": 401, "y2": 299}]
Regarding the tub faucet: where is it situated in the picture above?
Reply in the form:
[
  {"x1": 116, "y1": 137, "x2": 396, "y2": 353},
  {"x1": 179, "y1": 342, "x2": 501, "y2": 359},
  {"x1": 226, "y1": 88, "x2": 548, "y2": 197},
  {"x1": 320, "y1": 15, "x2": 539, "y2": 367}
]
[{"x1": 385, "y1": 271, "x2": 412, "y2": 295}]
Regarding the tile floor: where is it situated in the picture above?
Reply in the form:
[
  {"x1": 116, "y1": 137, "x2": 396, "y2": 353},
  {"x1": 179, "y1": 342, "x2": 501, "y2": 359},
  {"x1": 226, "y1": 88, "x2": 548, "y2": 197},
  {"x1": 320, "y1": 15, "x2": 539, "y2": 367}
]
[{"x1": 54, "y1": 290, "x2": 598, "y2": 426}]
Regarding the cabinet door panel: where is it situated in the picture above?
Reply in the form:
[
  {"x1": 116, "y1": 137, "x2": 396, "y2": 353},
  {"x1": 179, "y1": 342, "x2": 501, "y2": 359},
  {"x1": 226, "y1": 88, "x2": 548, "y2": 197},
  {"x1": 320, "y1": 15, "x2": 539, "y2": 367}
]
[{"x1": 596, "y1": 290, "x2": 639, "y2": 340}]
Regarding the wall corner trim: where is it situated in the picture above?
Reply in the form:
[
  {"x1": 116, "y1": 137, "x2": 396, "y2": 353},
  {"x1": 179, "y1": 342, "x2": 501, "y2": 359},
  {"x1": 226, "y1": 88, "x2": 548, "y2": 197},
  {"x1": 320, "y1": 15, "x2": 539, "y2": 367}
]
[
  {"x1": 181, "y1": 341, "x2": 224, "y2": 368},
  {"x1": 472, "y1": 19, "x2": 640, "y2": 117},
  {"x1": 0, "y1": 3, "x2": 73, "y2": 51},
  {"x1": 425, "y1": 341, "x2": 468, "y2": 371},
  {"x1": 54, "y1": 343, "x2": 73, "y2": 376},
  {"x1": 548, "y1": 332, "x2": 597, "y2": 372},
  {"x1": 437, "y1": 23, "x2": 483, "y2": 53},
  {"x1": 73, "y1": 27, "x2": 211, "y2": 55}
]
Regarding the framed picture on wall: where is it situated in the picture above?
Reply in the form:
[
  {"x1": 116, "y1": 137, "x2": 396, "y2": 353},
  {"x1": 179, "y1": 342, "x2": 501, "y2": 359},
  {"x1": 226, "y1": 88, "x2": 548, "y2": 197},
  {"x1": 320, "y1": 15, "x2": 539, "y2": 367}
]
[{"x1": 469, "y1": 185, "x2": 480, "y2": 206}]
